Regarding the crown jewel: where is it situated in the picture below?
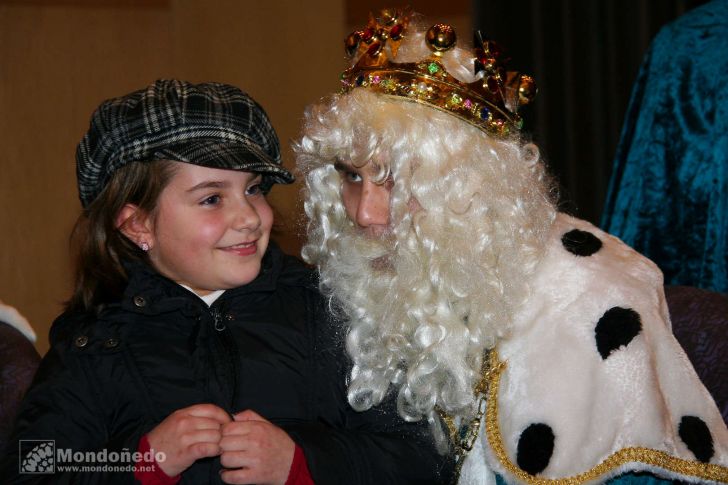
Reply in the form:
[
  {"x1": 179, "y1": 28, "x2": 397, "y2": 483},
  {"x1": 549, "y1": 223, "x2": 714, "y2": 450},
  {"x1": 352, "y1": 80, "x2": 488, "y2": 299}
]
[{"x1": 341, "y1": 9, "x2": 536, "y2": 136}]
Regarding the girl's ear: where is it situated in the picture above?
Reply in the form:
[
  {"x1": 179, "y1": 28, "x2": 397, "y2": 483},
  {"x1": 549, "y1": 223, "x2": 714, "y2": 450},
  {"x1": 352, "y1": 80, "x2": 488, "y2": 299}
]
[{"x1": 116, "y1": 204, "x2": 154, "y2": 250}]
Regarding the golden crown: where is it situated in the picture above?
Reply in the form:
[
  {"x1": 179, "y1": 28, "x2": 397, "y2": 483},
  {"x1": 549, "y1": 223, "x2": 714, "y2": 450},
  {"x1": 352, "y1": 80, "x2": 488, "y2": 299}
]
[{"x1": 340, "y1": 8, "x2": 537, "y2": 136}]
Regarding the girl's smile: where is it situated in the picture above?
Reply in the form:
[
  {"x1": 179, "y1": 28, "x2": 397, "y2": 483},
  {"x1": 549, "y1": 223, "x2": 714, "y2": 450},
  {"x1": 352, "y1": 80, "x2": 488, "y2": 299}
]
[{"x1": 219, "y1": 240, "x2": 259, "y2": 256}]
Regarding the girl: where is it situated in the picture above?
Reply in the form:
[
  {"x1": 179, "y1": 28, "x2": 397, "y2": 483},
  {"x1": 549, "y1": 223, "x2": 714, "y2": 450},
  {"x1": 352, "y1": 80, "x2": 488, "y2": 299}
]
[{"x1": 1, "y1": 80, "x2": 448, "y2": 484}]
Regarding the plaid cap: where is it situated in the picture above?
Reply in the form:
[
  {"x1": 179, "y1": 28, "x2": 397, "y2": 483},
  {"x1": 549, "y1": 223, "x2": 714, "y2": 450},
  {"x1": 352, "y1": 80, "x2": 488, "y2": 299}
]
[{"x1": 76, "y1": 79, "x2": 295, "y2": 207}]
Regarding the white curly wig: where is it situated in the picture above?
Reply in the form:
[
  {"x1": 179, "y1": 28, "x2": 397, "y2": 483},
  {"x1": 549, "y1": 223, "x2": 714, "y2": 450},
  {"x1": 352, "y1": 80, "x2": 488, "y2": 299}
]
[{"x1": 295, "y1": 21, "x2": 558, "y2": 445}]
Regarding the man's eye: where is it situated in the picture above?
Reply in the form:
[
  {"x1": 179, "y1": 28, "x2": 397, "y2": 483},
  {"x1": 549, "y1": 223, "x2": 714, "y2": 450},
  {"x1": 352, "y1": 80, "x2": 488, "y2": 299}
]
[
  {"x1": 343, "y1": 171, "x2": 362, "y2": 183},
  {"x1": 334, "y1": 162, "x2": 362, "y2": 183},
  {"x1": 201, "y1": 195, "x2": 221, "y2": 205}
]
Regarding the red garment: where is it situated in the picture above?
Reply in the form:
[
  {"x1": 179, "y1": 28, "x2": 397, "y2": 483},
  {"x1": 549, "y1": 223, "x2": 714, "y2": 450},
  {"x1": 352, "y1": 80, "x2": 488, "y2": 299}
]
[
  {"x1": 286, "y1": 444, "x2": 315, "y2": 485},
  {"x1": 133, "y1": 435, "x2": 313, "y2": 485},
  {"x1": 133, "y1": 435, "x2": 180, "y2": 485}
]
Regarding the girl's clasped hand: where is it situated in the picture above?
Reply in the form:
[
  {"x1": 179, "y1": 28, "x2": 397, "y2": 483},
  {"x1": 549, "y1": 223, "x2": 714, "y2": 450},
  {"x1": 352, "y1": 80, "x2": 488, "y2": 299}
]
[{"x1": 147, "y1": 404, "x2": 294, "y2": 484}]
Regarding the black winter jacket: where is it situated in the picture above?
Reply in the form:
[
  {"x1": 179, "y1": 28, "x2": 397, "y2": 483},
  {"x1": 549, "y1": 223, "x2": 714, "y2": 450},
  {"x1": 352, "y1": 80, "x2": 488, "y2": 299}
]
[{"x1": 1, "y1": 246, "x2": 450, "y2": 484}]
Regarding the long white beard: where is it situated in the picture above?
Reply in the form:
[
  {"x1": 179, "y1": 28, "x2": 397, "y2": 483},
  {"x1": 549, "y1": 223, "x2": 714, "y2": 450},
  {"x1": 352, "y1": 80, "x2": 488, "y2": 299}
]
[{"x1": 317, "y1": 205, "x2": 549, "y2": 424}]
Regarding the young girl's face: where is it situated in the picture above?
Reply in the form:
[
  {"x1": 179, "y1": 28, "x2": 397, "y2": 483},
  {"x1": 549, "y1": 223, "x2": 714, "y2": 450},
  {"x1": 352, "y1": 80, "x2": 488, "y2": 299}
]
[{"x1": 143, "y1": 162, "x2": 273, "y2": 295}]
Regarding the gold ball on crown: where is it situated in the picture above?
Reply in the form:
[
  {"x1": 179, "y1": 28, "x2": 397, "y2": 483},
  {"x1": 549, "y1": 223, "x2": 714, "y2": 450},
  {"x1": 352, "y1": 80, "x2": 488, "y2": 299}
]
[
  {"x1": 426, "y1": 24, "x2": 457, "y2": 52},
  {"x1": 518, "y1": 75, "x2": 537, "y2": 104},
  {"x1": 378, "y1": 8, "x2": 398, "y2": 26}
]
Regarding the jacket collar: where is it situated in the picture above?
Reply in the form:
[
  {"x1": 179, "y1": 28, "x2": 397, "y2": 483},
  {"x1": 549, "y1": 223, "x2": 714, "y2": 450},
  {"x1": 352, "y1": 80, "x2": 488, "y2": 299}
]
[{"x1": 118, "y1": 243, "x2": 285, "y2": 316}]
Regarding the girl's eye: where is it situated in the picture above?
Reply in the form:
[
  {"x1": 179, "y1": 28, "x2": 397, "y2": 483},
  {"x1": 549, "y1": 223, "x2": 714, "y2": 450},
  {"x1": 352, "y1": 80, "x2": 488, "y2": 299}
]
[
  {"x1": 246, "y1": 181, "x2": 264, "y2": 196},
  {"x1": 201, "y1": 194, "x2": 221, "y2": 206}
]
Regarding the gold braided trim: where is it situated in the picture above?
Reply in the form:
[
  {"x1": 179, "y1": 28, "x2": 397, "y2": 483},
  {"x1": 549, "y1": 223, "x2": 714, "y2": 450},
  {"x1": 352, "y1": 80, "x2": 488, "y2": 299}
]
[{"x1": 484, "y1": 350, "x2": 728, "y2": 484}]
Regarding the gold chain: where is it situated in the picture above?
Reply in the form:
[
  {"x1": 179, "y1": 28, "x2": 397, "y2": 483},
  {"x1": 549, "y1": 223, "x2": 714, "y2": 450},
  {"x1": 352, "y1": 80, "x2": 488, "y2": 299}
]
[{"x1": 437, "y1": 349, "x2": 503, "y2": 481}]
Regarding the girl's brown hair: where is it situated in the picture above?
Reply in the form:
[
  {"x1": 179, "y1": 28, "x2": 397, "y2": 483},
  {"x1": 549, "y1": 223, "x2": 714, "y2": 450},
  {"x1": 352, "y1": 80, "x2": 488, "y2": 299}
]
[{"x1": 67, "y1": 160, "x2": 177, "y2": 314}]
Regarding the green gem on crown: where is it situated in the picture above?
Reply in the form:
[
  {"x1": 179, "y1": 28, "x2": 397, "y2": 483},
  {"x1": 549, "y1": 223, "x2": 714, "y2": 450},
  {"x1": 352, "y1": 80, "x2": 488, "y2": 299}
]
[
  {"x1": 449, "y1": 93, "x2": 463, "y2": 106},
  {"x1": 427, "y1": 62, "x2": 440, "y2": 75}
]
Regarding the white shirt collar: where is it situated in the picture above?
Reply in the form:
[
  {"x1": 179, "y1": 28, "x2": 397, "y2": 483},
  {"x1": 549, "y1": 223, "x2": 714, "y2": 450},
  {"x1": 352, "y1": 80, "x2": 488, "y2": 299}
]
[{"x1": 179, "y1": 285, "x2": 226, "y2": 307}]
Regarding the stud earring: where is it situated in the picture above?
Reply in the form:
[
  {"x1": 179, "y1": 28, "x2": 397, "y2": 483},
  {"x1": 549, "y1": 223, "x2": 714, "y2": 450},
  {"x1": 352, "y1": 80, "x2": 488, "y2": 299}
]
[{"x1": 140, "y1": 241, "x2": 150, "y2": 252}]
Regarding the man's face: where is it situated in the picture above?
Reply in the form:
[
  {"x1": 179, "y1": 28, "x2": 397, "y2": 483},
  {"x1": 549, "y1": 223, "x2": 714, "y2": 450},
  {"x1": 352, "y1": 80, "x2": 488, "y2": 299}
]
[{"x1": 335, "y1": 160, "x2": 393, "y2": 237}]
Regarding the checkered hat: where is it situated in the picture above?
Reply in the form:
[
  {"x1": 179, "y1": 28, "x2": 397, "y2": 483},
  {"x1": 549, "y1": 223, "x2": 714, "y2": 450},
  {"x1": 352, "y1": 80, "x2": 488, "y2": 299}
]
[{"x1": 76, "y1": 79, "x2": 295, "y2": 207}]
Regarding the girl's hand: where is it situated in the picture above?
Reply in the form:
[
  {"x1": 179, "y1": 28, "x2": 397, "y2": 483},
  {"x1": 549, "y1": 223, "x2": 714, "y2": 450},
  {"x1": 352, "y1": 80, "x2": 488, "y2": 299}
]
[
  {"x1": 219, "y1": 410, "x2": 296, "y2": 485},
  {"x1": 146, "y1": 403, "x2": 232, "y2": 477}
]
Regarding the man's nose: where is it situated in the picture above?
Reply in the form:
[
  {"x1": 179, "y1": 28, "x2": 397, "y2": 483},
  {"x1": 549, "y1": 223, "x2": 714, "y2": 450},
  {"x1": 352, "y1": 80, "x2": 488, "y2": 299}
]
[{"x1": 356, "y1": 180, "x2": 390, "y2": 229}]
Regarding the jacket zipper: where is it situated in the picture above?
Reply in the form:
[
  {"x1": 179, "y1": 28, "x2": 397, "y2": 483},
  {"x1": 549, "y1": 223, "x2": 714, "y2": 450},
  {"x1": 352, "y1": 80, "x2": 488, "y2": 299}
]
[
  {"x1": 208, "y1": 305, "x2": 239, "y2": 409},
  {"x1": 211, "y1": 308, "x2": 226, "y2": 331}
]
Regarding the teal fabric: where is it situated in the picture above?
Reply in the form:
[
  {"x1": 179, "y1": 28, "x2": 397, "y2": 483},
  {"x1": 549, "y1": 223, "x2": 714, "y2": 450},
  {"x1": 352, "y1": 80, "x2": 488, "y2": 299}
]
[
  {"x1": 601, "y1": 0, "x2": 728, "y2": 292},
  {"x1": 603, "y1": 472, "x2": 677, "y2": 484},
  {"x1": 495, "y1": 472, "x2": 674, "y2": 484}
]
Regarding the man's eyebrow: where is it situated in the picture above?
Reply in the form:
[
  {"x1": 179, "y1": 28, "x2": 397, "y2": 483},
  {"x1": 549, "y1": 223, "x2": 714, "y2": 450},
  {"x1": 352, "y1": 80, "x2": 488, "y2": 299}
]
[
  {"x1": 186, "y1": 180, "x2": 229, "y2": 192},
  {"x1": 334, "y1": 161, "x2": 354, "y2": 171}
]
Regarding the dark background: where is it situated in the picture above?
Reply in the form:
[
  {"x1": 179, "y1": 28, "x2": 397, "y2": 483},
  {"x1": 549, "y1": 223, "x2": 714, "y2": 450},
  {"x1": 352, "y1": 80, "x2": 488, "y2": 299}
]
[{"x1": 474, "y1": 0, "x2": 708, "y2": 225}]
